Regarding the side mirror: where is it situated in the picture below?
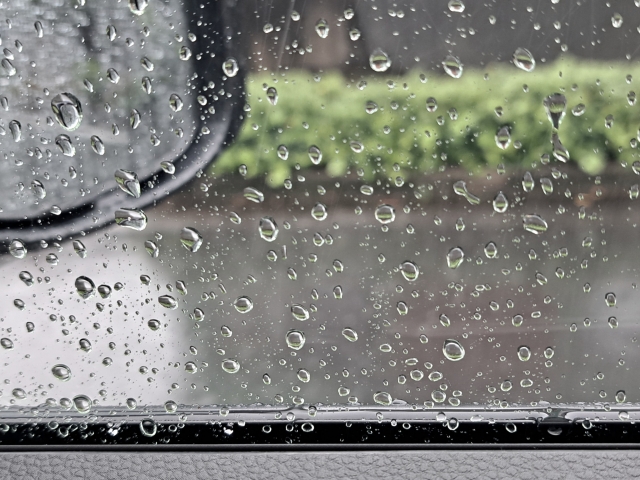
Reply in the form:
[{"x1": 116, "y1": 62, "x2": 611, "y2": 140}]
[{"x1": 0, "y1": 0, "x2": 244, "y2": 252}]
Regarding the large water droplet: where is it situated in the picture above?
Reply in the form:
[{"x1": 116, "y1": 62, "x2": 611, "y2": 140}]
[
  {"x1": 9, "y1": 120, "x2": 21, "y2": 142},
  {"x1": 342, "y1": 328, "x2": 358, "y2": 342},
  {"x1": 286, "y1": 330, "x2": 305, "y2": 350},
  {"x1": 517, "y1": 345, "x2": 531, "y2": 361},
  {"x1": 266, "y1": 86, "x2": 278, "y2": 105},
  {"x1": 9, "y1": 239, "x2": 27, "y2": 259},
  {"x1": 234, "y1": 296, "x2": 253, "y2": 313},
  {"x1": 375, "y1": 204, "x2": 396, "y2": 224},
  {"x1": 311, "y1": 203, "x2": 328, "y2": 221},
  {"x1": 1, "y1": 58, "x2": 16, "y2": 76},
  {"x1": 513, "y1": 47, "x2": 535, "y2": 72},
  {"x1": 144, "y1": 240, "x2": 159, "y2": 258},
  {"x1": 51, "y1": 92, "x2": 83, "y2": 131},
  {"x1": 446, "y1": 247, "x2": 464, "y2": 269},
  {"x1": 291, "y1": 304, "x2": 309, "y2": 321},
  {"x1": 369, "y1": 48, "x2": 391, "y2": 72},
  {"x1": 223, "y1": 57, "x2": 239, "y2": 77},
  {"x1": 443, "y1": 339, "x2": 465, "y2": 361},
  {"x1": 129, "y1": 0, "x2": 148, "y2": 15},
  {"x1": 493, "y1": 191, "x2": 509, "y2": 212},
  {"x1": 75, "y1": 276, "x2": 95, "y2": 299},
  {"x1": 169, "y1": 93, "x2": 183, "y2": 112},
  {"x1": 115, "y1": 208, "x2": 148, "y2": 230},
  {"x1": 98, "y1": 284, "x2": 112, "y2": 299},
  {"x1": 277, "y1": 144, "x2": 289, "y2": 160},
  {"x1": 495, "y1": 126, "x2": 511, "y2": 149},
  {"x1": 115, "y1": 169, "x2": 141, "y2": 198},
  {"x1": 453, "y1": 180, "x2": 480, "y2": 205},
  {"x1": 31, "y1": 180, "x2": 46, "y2": 199},
  {"x1": 484, "y1": 242, "x2": 498, "y2": 258},
  {"x1": 19, "y1": 271, "x2": 34, "y2": 286},
  {"x1": 180, "y1": 227, "x2": 203, "y2": 252},
  {"x1": 1, "y1": 338, "x2": 14, "y2": 349},
  {"x1": 158, "y1": 295, "x2": 177, "y2": 309},
  {"x1": 443, "y1": 55, "x2": 463, "y2": 78},
  {"x1": 522, "y1": 172, "x2": 535, "y2": 192},
  {"x1": 605, "y1": 292, "x2": 617, "y2": 307},
  {"x1": 448, "y1": 0, "x2": 465, "y2": 12},
  {"x1": 139, "y1": 419, "x2": 157, "y2": 437},
  {"x1": 400, "y1": 261, "x2": 419, "y2": 281},
  {"x1": 373, "y1": 391, "x2": 392, "y2": 405},
  {"x1": 523, "y1": 214, "x2": 548, "y2": 234},
  {"x1": 164, "y1": 400, "x2": 178, "y2": 413},
  {"x1": 90, "y1": 135, "x2": 105, "y2": 155},
  {"x1": 73, "y1": 240, "x2": 87, "y2": 258},
  {"x1": 55, "y1": 134, "x2": 75, "y2": 157},
  {"x1": 244, "y1": 187, "x2": 264, "y2": 203},
  {"x1": 79, "y1": 338, "x2": 92, "y2": 352},
  {"x1": 73, "y1": 395, "x2": 92, "y2": 414},
  {"x1": 222, "y1": 358, "x2": 240, "y2": 373},
  {"x1": 129, "y1": 109, "x2": 141, "y2": 129},
  {"x1": 315, "y1": 18, "x2": 329, "y2": 38},
  {"x1": 551, "y1": 133, "x2": 570, "y2": 162},
  {"x1": 51, "y1": 364, "x2": 72, "y2": 381},
  {"x1": 308, "y1": 145, "x2": 323, "y2": 165},
  {"x1": 259, "y1": 217, "x2": 279, "y2": 242},
  {"x1": 543, "y1": 93, "x2": 567, "y2": 130}
]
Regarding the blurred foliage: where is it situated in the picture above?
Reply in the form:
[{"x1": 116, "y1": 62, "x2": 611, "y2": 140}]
[{"x1": 212, "y1": 58, "x2": 640, "y2": 186}]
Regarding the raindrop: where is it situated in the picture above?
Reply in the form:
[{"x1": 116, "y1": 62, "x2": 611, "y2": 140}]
[
  {"x1": 277, "y1": 145, "x2": 289, "y2": 160},
  {"x1": 375, "y1": 204, "x2": 396, "y2": 224},
  {"x1": 185, "y1": 362, "x2": 197, "y2": 374},
  {"x1": 543, "y1": 93, "x2": 567, "y2": 130},
  {"x1": 158, "y1": 295, "x2": 177, "y2": 309},
  {"x1": 495, "y1": 126, "x2": 511, "y2": 149},
  {"x1": 308, "y1": 145, "x2": 323, "y2": 165},
  {"x1": 139, "y1": 419, "x2": 157, "y2": 437},
  {"x1": 1, "y1": 59, "x2": 16, "y2": 77},
  {"x1": 517, "y1": 345, "x2": 531, "y2": 361},
  {"x1": 446, "y1": 247, "x2": 464, "y2": 269},
  {"x1": 55, "y1": 134, "x2": 77, "y2": 157},
  {"x1": 234, "y1": 296, "x2": 253, "y2": 313},
  {"x1": 373, "y1": 391, "x2": 392, "y2": 406},
  {"x1": 605, "y1": 292, "x2": 617, "y2": 308},
  {"x1": 453, "y1": 180, "x2": 480, "y2": 205},
  {"x1": 129, "y1": 0, "x2": 148, "y2": 15},
  {"x1": 523, "y1": 214, "x2": 548, "y2": 234},
  {"x1": 144, "y1": 240, "x2": 159, "y2": 258},
  {"x1": 612, "y1": 12, "x2": 623, "y2": 28},
  {"x1": 164, "y1": 400, "x2": 178, "y2": 413},
  {"x1": 19, "y1": 271, "x2": 33, "y2": 286},
  {"x1": 492, "y1": 192, "x2": 509, "y2": 212},
  {"x1": 179, "y1": 46, "x2": 192, "y2": 61},
  {"x1": 342, "y1": 328, "x2": 358, "y2": 342},
  {"x1": 266, "y1": 86, "x2": 278, "y2": 105},
  {"x1": 366, "y1": 101, "x2": 379, "y2": 114},
  {"x1": 572, "y1": 104, "x2": 586, "y2": 116},
  {"x1": 1, "y1": 338, "x2": 13, "y2": 350},
  {"x1": 75, "y1": 276, "x2": 95, "y2": 299},
  {"x1": 115, "y1": 208, "x2": 148, "y2": 230},
  {"x1": 129, "y1": 109, "x2": 141, "y2": 129},
  {"x1": 169, "y1": 94, "x2": 183, "y2": 112},
  {"x1": 443, "y1": 339, "x2": 465, "y2": 361},
  {"x1": 315, "y1": 18, "x2": 329, "y2": 38},
  {"x1": 291, "y1": 304, "x2": 309, "y2": 321},
  {"x1": 512, "y1": 48, "x2": 535, "y2": 72},
  {"x1": 180, "y1": 227, "x2": 203, "y2": 252},
  {"x1": 522, "y1": 172, "x2": 534, "y2": 192},
  {"x1": 91, "y1": 136, "x2": 105, "y2": 155},
  {"x1": 448, "y1": 0, "x2": 465, "y2": 12},
  {"x1": 244, "y1": 187, "x2": 264, "y2": 203},
  {"x1": 115, "y1": 169, "x2": 141, "y2": 198},
  {"x1": 442, "y1": 55, "x2": 463, "y2": 78},
  {"x1": 9, "y1": 120, "x2": 21, "y2": 142},
  {"x1": 223, "y1": 58, "x2": 239, "y2": 77},
  {"x1": 73, "y1": 395, "x2": 92, "y2": 414},
  {"x1": 484, "y1": 242, "x2": 498, "y2": 258},
  {"x1": 400, "y1": 261, "x2": 419, "y2": 281},
  {"x1": 540, "y1": 177, "x2": 553, "y2": 195},
  {"x1": 147, "y1": 320, "x2": 160, "y2": 331},
  {"x1": 552, "y1": 134, "x2": 570, "y2": 162},
  {"x1": 106, "y1": 24, "x2": 117, "y2": 41},
  {"x1": 369, "y1": 48, "x2": 391, "y2": 72},
  {"x1": 35, "y1": 21, "x2": 44, "y2": 38},
  {"x1": 51, "y1": 364, "x2": 71, "y2": 381},
  {"x1": 222, "y1": 358, "x2": 240, "y2": 373},
  {"x1": 51, "y1": 92, "x2": 83, "y2": 131},
  {"x1": 98, "y1": 284, "x2": 112, "y2": 299},
  {"x1": 286, "y1": 330, "x2": 306, "y2": 350},
  {"x1": 259, "y1": 217, "x2": 279, "y2": 242},
  {"x1": 32, "y1": 180, "x2": 46, "y2": 199},
  {"x1": 311, "y1": 203, "x2": 328, "y2": 221},
  {"x1": 73, "y1": 240, "x2": 87, "y2": 258},
  {"x1": 9, "y1": 239, "x2": 27, "y2": 259}
]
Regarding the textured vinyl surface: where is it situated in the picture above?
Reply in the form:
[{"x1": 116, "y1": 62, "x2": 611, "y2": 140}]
[{"x1": 0, "y1": 450, "x2": 638, "y2": 479}]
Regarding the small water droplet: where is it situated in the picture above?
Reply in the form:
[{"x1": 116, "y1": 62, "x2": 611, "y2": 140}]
[
  {"x1": 552, "y1": 133, "x2": 570, "y2": 162},
  {"x1": 495, "y1": 126, "x2": 511, "y2": 149},
  {"x1": 31, "y1": 180, "x2": 46, "y2": 199}
]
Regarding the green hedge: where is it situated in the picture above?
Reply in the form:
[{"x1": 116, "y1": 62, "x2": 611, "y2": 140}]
[{"x1": 212, "y1": 58, "x2": 640, "y2": 186}]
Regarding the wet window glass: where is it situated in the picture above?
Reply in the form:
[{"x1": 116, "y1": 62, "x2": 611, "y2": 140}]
[{"x1": 1, "y1": 0, "x2": 639, "y2": 439}]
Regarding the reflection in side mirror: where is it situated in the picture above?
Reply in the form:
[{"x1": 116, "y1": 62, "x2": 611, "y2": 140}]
[{"x1": 0, "y1": 0, "x2": 244, "y2": 250}]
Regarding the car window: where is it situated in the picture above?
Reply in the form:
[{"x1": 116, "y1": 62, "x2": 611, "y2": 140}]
[{"x1": 1, "y1": 0, "x2": 638, "y2": 443}]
